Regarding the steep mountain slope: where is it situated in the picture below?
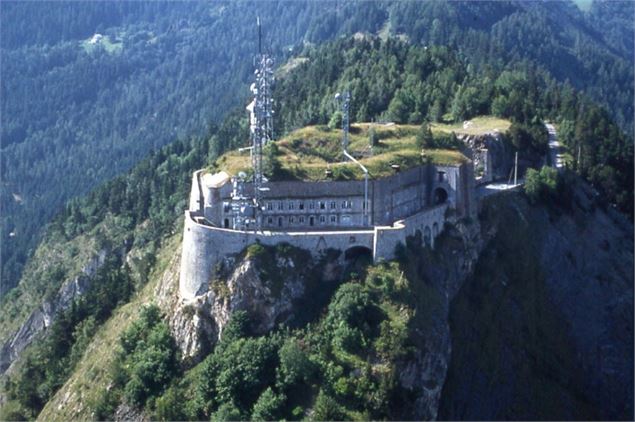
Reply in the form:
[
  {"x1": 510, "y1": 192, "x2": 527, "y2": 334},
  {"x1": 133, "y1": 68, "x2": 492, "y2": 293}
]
[
  {"x1": 1, "y1": 32, "x2": 632, "y2": 420},
  {"x1": 0, "y1": 0, "x2": 387, "y2": 292},
  {"x1": 439, "y1": 184, "x2": 634, "y2": 420},
  {"x1": 2, "y1": 0, "x2": 633, "y2": 296},
  {"x1": 31, "y1": 180, "x2": 634, "y2": 421}
]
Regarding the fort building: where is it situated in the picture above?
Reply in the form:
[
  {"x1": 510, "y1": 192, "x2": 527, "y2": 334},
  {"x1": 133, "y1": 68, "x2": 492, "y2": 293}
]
[{"x1": 178, "y1": 43, "x2": 476, "y2": 301}]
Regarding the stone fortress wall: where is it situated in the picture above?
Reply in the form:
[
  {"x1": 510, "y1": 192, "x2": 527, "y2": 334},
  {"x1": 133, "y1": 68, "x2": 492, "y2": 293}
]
[{"x1": 179, "y1": 162, "x2": 474, "y2": 300}]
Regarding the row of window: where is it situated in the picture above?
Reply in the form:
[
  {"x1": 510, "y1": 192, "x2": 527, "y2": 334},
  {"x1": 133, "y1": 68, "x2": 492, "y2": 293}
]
[
  {"x1": 266, "y1": 214, "x2": 351, "y2": 227},
  {"x1": 265, "y1": 199, "x2": 356, "y2": 212}
]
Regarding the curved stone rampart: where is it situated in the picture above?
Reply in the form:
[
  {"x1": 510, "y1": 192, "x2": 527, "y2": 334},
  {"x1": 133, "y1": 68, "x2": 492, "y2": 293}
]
[{"x1": 180, "y1": 203, "x2": 448, "y2": 300}]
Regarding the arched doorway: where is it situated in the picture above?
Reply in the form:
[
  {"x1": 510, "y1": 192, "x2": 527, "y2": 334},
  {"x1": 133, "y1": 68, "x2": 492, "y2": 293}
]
[
  {"x1": 344, "y1": 246, "x2": 373, "y2": 261},
  {"x1": 343, "y1": 246, "x2": 373, "y2": 280},
  {"x1": 433, "y1": 187, "x2": 448, "y2": 205}
]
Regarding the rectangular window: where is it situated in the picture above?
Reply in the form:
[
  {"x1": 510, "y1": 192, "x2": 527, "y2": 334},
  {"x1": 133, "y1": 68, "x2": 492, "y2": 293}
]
[
  {"x1": 289, "y1": 202, "x2": 295, "y2": 210},
  {"x1": 266, "y1": 202, "x2": 273, "y2": 211},
  {"x1": 319, "y1": 215, "x2": 326, "y2": 224},
  {"x1": 330, "y1": 215, "x2": 337, "y2": 223},
  {"x1": 438, "y1": 171, "x2": 446, "y2": 182},
  {"x1": 299, "y1": 202, "x2": 304, "y2": 210},
  {"x1": 309, "y1": 201, "x2": 315, "y2": 209},
  {"x1": 277, "y1": 201, "x2": 284, "y2": 210},
  {"x1": 330, "y1": 201, "x2": 336, "y2": 209},
  {"x1": 289, "y1": 216, "x2": 295, "y2": 224},
  {"x1": 320, "y1": 201, "x2": 325, "y2": 210},
  {"x1": 267, "y1": 217, "x2": 273, "y2": 225},
  {"x1": 299, "y1": 216, "x2": 305, "y2": 224}
]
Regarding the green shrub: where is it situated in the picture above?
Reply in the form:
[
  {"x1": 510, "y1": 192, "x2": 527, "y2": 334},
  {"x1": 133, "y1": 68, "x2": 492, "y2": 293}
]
[
  {"x1": 525, "y1": 166, "x2": 559, "y2": 204},
  {"x1": 312, "y1": 390, "x2": 345, "y2": 421},
  {"x1": 277, "y1": 339, "x2": 314, "y2": 387},
  {"x1": 117, "y1": 305, "x2": 179, "y2": 408},
  {"x1": 154, "y1": 386, "x2": 186, "y2": 421},
  {"x1": 368, "y1": 126, "x2": 379, "y2": 147},
  {"x1": 251, "y1": 387, "x2": 285, "y2": 421},
  {"x1": 415, "y1": 122, "x2": 433, "y2": 148}
]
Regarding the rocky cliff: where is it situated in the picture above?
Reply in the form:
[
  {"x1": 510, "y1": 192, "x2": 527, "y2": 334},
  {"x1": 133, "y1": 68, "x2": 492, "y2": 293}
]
[
  {"x1": 439, "y1": 182, "x2": 634, "y2": 420},
  {"x1": 460, "y1": 132, "x2": 514, "y2": 182},
  {"x1": 159, "y1": 244, "x2": 343, "y2": 365},
  {"x1": 0, "y1": 249, "x2": 108, "y2": 375},
  {"x1": 19, "y1": 179, "x2": 633, "y2": 421}
]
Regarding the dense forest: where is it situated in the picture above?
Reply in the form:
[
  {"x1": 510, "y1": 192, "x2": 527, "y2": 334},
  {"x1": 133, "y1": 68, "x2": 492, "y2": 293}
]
[
  {"x1": 0, "y1": 0, "x2": 387, "y2": 293},
  {"x1": 1, "y1": 0, "x2": 633, "y2": 297},
  {"x1": 2, "y1": 33, "x2": 633, "y2": 420}
]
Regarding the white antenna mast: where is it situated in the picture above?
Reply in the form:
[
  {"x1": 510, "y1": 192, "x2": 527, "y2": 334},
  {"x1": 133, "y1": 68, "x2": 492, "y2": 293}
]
[
  {"x1": 250, "y1": 17, "x2": 274, "y2": 229},
  {"x1": 335, "y1": 91, "x2": 370, "y2": 226}
]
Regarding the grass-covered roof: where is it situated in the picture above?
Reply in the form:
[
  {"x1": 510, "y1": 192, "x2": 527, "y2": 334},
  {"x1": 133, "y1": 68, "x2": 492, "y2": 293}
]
[{"x1": 210, "y1": 116, "x2": 510, "y2": 182}]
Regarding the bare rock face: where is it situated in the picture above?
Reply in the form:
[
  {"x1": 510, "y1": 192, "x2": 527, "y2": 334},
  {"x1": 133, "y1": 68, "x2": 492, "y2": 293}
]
[
  {"x1": 165, "y1": 245, "x2": 328, "y2": 365},
  {"x1": 0, "y1": 249, "x2": 108, "y2": 375},
  {"x1": 461, "y1": 132, "x2": 513, "y2": 182},
  {"x1": 395, "y1": 218, "x2": 485, "y2": 420},
  {"x1": 439, "y1": 183, "x2": 634, "y2": 420},
  {"x1": 114, "y1": 401, "x2": 148, "y2": 422}
]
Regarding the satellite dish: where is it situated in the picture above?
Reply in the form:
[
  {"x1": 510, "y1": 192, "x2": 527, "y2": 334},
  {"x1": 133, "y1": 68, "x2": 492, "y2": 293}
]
[{"x1": 335, "y1": 92, "x2": 341, "y2": 100}]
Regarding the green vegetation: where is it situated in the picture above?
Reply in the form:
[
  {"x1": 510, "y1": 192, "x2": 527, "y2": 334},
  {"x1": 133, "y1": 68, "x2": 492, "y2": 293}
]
[
  {"x1": 4, "y1": 255, "x2": 134, "y2": 419},
  {"x1": 525, "y1": 166, "x2": 560, "y2": 205},
  {"x1": 37, "y1": 233, "x2": 183, "y2": 421},
  {"x1": 211, "y1": 122, "x2": 469, "y2": 182},
  {"x1": 100, "y1": 238, "x2": 442, "y2": 421},
  {"x1": 1, "y1": 8, "x2": 633, "y2": 419},
  {"x1": 116, "y1": 305, "x2": 180, "y2": 409}
]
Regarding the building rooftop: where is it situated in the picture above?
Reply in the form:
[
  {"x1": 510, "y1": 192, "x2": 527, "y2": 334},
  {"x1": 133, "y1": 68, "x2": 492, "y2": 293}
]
[{"x1": 209, "y1": 119, "x2": 506, "y2": 182}]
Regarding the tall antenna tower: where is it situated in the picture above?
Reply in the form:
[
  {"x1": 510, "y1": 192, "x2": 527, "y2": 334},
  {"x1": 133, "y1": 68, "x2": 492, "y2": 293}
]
[
  {"x1": 335, "y1": 91, "x2": 351, "y2": 152},
  {"x1": 249, "y1": 17, "x2": 274, "y2": 228},
  {"x1": 335, "y1": 91, "x2": 370, "y2": 226}
]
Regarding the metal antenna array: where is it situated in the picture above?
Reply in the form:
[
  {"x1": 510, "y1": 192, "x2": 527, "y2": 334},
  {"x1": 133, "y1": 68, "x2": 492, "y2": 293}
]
[
  {"x1": 335, "y1": 91, "x2": 351, "y2": 152},
  {"x1": 230, "y1": 172, "x2": 254, "y2": 230},
  {"x1": 243, "y1": 17, "x2": 274, "y2": 230},
  {"x1": 335, "y1": 91, "x2": 370, "y2": 226}
]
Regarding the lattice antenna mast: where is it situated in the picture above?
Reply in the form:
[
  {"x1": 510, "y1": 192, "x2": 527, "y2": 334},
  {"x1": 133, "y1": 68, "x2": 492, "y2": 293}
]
[
  {"x1": 336, "y1": 91, "x2": 370, "y2": 226},
  {"x1": 336, "y1": 91, "x2": 351, "y2": 152},
  {"x1": 250, "y1": 17, "x2": 274, "y2": 228}
]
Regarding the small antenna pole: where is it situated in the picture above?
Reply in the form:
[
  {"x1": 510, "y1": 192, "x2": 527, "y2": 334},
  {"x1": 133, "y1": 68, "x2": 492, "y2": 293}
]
[
  {"x1": 514, "y1": 151, "x2": 518, "y2": 186},
  {"x1": 257, "y1": 16, "x2": 262, "y2": 54}
]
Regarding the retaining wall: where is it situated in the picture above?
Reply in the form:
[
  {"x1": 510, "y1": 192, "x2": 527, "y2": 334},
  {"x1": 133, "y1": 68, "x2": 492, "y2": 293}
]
[{"x1": 180, "y1": 203, "x2": 448, "y2": 300}]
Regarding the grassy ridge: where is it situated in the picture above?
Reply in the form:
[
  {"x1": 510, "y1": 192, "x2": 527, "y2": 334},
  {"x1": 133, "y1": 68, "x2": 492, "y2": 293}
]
[
  {"x1": 35, "y1": 233, "x2": 182, "y2": 421},
  {"x1": 209, "y1": 120, "x2": 495, "y2": 182}
]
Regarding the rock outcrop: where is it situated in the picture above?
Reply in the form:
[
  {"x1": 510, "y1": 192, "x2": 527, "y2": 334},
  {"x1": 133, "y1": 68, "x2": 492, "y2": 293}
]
[
  {"x1": 162, "y1": 245, "x2": 340, "y2": 365},
  {"x1": 0, "y1": 250, "x2": 108, "y2": 375},
  {"x1": 439, "y1": 182, "x2": 634, "y2": 420},
  {"x1": 460, "y1": 132, "x2": 513, "y2": 182},
  {"x1": 395, "y1": 217, "x2": 485, "y2": 420}
]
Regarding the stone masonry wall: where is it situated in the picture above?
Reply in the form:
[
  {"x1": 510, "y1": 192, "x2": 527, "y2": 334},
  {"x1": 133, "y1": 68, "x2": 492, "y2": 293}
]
[{"x1": 180, "y1": 203, "x2": 448, "y2": 300}]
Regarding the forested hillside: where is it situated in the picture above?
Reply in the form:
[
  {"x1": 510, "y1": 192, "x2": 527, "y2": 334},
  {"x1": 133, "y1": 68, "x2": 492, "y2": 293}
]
[
  {"x1": 0, "y1": 0, "x2": 387, "y2": 292},
  {"x1": 1, "y1": 34, "x2": 632, "y2": 420},
  {"x1": 1, "y1": 0, "x2": 632, "y2": 295}
]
